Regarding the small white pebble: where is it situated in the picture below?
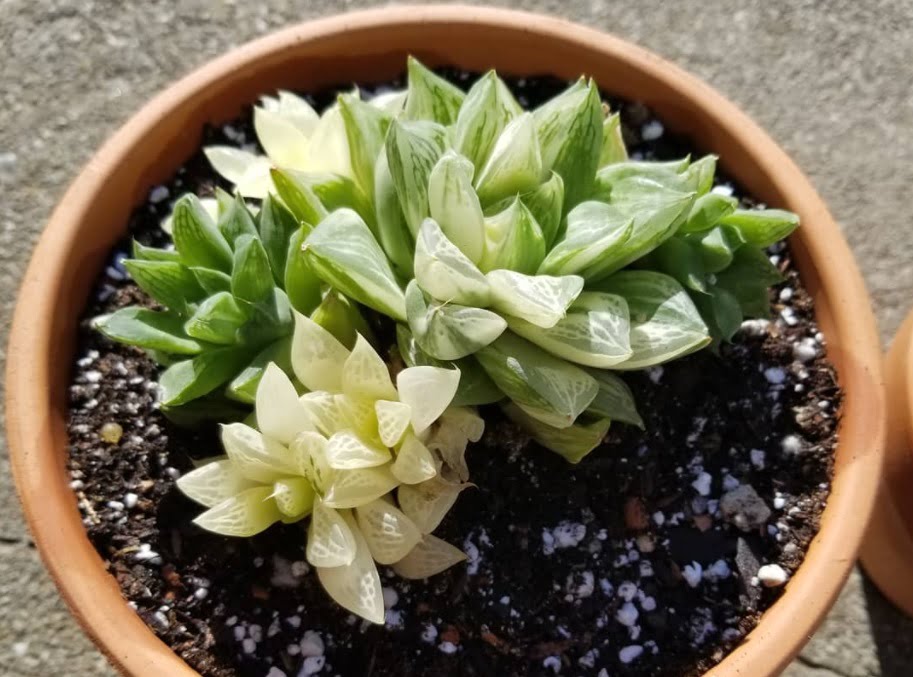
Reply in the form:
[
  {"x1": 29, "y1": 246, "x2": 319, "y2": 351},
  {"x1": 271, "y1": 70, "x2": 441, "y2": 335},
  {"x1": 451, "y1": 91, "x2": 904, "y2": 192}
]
[
  {"x1": 69, "y1": 479, "x2": 84, "y2": 490},
  {"x1": 149, "y1": 185, "x2": 170, "y2": 203},
  {"x1": 299, "y1": 631, "x2": 324, "y2": 657},
  {"x1": 682, "y1": 562, "x2": 703, "y2": 588},
  {"x1": 779, "y1": 287, "x2": 793, "y2": 302},
  {"x1": 773, "y1": 496, "x2": 786, "y2": 510},
  {"x1": 764, "y1": 367, "x2": 787, "y2": 385},
  {"x1": 152, "y1": 611, "x2": 170, "y2": 629},
  {"x1": 107, "y1": 500, "x2": 125, "y2": 511},
  {"x1": 382, "y1": 587, "x2": 399, "y2": 609},
  {"x1": 750, "y1": 449, "x2": 766, "y2": 469},
  {"x1": 233, "y1": 625, "x2": 246, "y2": 641},
  {"x1": 781, "y1": 435, "x2": 802, "y2": 455},
  {"x1": 691, "y1": 472, "x2": 712, "y2": 497},
  {"x1": 542, "y1": 655, "x2": 562, "y2": 673},
  {"x1": 647, "y1": 366, "x2": 664, "y2": 384},
  {"x1": 500, "y1": 595, "x2": 511, "y2": 605},
  {"x1": 241, "y1": 638, "x2": 256, "y2": 655},
  {"x1": 641, "y1": 120, "x2": 664, "y2": 141},
  {"x1": 123, "y1": 492, "x2": 138, "y2": 509},
  {"x1": 711, "y1": 184, "x2": 734, "y2": 197},
  {"x1": 722, "y1": 474, "x2": 740, "y2": 491},
  {"x1": 193, "y1": 588, "x2": 208, "y2": 601},
  {"x1": 12, "y1": 642, "x2": 28, "y2": 657},
  {"x1": 618, "y1": 581, "x2": 638, "y2": 601},
  {"x1": 652, "y1": 511, "x2": 665, "y2": 526},
  {"x1": 740, "y1": 318, "x2": 770, "y2": 336},
  {"x1": 165, "y1": 467, "x2": 181, "y2": 480},
  {"x1": 793, "y1": 338, "x2": 818, "y2": 363},
  {"x1": 757, "y1": 564, "x2": 789, "y2": 587},
  {"x1": 298, "y1": 655, "x2": 325, "y2": 676},
  {"x1": 286, "y1": 615, "x2": 301, "y2": 629},
  {"x1": 640, "y1": 596, "x2": 657, "y2": 612},
  {"x1": 616, "y1": 602, "x2": 639, "y2": 627},
  {"x1": 421, "y1": 624, "x2": 438, "y2": 644},
  {"x1": 438, "y1": 641, "x2": 458, "y2": 655},
  {"x1": 706, "y1": 559, "x2": 731, "y2": 580},
  {"x1": 267, "y1": 668, "x2": 287, "y2": 677},
  {"x1": 619, "y1": 645, "x2": 644, "y2": 663}
]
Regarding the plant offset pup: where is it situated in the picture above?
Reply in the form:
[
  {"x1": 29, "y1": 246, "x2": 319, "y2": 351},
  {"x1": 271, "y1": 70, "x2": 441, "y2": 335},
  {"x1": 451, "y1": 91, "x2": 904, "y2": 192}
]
[
  {"x1": 206, "y1": 58, "x2": 796, "y2": 460},
  {"x1": 177, "y1": 312, "x2": 482, "y2": 622}
]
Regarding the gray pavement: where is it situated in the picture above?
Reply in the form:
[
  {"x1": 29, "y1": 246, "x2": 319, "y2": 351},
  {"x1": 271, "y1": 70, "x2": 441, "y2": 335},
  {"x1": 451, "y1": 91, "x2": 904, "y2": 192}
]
[{"x1": 1, "y1": 1, "x2": 912, "y2": 675}]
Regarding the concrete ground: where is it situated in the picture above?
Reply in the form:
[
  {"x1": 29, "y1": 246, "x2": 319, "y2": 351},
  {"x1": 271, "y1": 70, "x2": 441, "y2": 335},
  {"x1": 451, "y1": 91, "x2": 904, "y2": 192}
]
[{"x1": 1, "y1": 1, "x2": 912, "y2": 675}]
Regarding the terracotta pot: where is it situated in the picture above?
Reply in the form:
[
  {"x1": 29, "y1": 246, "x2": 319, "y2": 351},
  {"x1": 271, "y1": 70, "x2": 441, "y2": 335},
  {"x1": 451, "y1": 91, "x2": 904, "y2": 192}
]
[
  {"x1": 860, "y1": 310, "x2": 913, "y2": 616},
  {"x1": 5, "y1": 5, "x2": 885, "y2": 676}
]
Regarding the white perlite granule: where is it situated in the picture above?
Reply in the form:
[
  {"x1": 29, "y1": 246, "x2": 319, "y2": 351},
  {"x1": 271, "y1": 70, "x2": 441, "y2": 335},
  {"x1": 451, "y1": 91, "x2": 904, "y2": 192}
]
[{"x1": 757, "y1": 564, "x2": 789, "y2": 587}]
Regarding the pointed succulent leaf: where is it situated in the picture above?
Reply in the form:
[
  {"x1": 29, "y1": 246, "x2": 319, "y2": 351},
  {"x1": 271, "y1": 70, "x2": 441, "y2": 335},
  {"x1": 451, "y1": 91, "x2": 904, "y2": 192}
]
[
  {"x1": 719, "y1": 208, "x2": 800, "y2": 247},
  {"x1": 254, "y1": 104, "x2": 311, "y2": 168},
  {"x1": 375, "y1": 400, "x2": 412, "y2": 448},
  {"x1": 355, "y1": 498, "x2": 423, "y2": 565},
  {"x1": 594, "y1": 157, "x2": 692, "y2": 194},
  {"x1": 405, "y1": 280, "x2": 506, "y2": 361},
  {"x1": 585, "y1": 369, "x2": 643, "y2": 428},
  {"x1": 216, "y1": 192, "x2": 258, "y2": 246},
  {"x1": 221, "y1": 422, "x2": 297, "y2": 482},
  {"x1": 688, "y1": 154, "x2": 718, "y2": 195},
  {"x1": 304, "y1": 209, "x2": 407, "y2": 321},
  {"x1": 522, "y1": 171, "x2": 565, "y2": 247},
  {"x1": 393, "y1": 535, "x2": 468, "y2": 579},
  {"x1": 290, "y1": 311, "x2": 350, "y2": 392},
  {"x1": 171, "y1": 194, "x2": 234, "y2": 271},
  {"x1": 325, "y1": 431, "x2": 392, "y2": 470},
  {"x1": 680, "y1": 193, "x2": 738, "y2": 234},
  {"x1": 428, "y1": 151, "x2": 486, "y2": 264},
  {"x1": 298, "y1": 392, "x2": 346, "y2": 439},
  {"x1": 386, "y1": 119, "x2": 448, "y2": 236},
  {"x1": 132, "y1": 240, "x2": 181, "y2": 262},
  {"x1": 714, "y1": 246, "x2": 784, "y2": 317},
  {"x1": 287, "y1": 430, "x2": 331, "y2": 482},
  {"x1": 270, "y1": 168, "x2": 328, "y2": 226},
  {"x1": 487, "y1": 269, "x2": 583, "y2": 329},
  {"x1": 599, "y1": 112, "x2": 628, "y2": 166},
  {"x1": 689, "y1": 224, "x2": 746, "y2": 273},
  {"x1": 693, "y1": 284, "x2": 744, "y2": 343},
  {"x1": 177, "y1": 458, "x2": 260, "y2": 508},
  {"x1": 272, "y1": 477, "x2": 316, "y2": 519},
  {"x1": 476, "y1": 332, "x2": 598, "y2": 429},
  {"x1": 396, "y1": 365, "x2": 461, "y2": 435},
  {"x1": 258, "y1": 194, "x2": 300, "y2": 284},
  {"x1": 231, "y1": 234, "x2": 273, "y2": 303},
  {"x1": 395, "y1": 326, "x2": 504, "y2": 407},
  {"x1": 338, "y1": 92, "x2": 391, "y2": 195},
  {"x1": 453, "y1": 70, "x2": 522, "y2": 169},
  {"x1": 398, "y1": 477, "x2": 467, "y2": 534},
  {"x1": 256, "y1": 362, "x2": 313, "y2": 445},
  {"x1": 259, "y1": 90, "x2": 319, "y2": 135},
  {"x1": 193, "y1": 486, "x2": 282, "y2": 537},
  {"x1": 123, "y1": 259, "x2": 204, "y2": 315},
  {"x1": 478, "y1": 198, "x2": 546, "y2": 274},
  {"x1": 311, "y1": 290, "x2": 375, "y2": 350},
  {"x1": 204, "y1": 146, "x2": 271, "y2": 198},
  {"x1": 404, "y1": 56, "x2": 465, "y2": 125},
  {"x1": 322, "y1": 466, "x2": 399, "y2": 509},
  {"x1": 183, "y1": 291, "x2": 248, "y2": 345},
  {"x1": 227, "y1": 337, "x2": 292, "y2": 404},
  {"x1": 315, "y1": 511, "x2": 385, "y2": 624},
  {"x1": 533, "y1": 78, "x2": 603, "y2": 210},
  {"x1": 391, "y1": 433, "x2": 438, "y2": 485},
  {"x1": 94, "y1": 307, "x2": 205, "y2": 355},
  {"x1": 284, "y1": 224, "x2": 322, "y2": 315},
  {"x1": 649, "y1": 236, "x2": 708, "y2": 293},
  {"x1": 503, "y1": 403, "x2": 610, "y2": 464},
  {"x1": 236, "y1": 288, "x2": 293, "y2": 348},
  {"x1": 302, "y1": 104, "x2": 354, "y2": 178},
  {"x1": 538, "y1": 200, "x2": 633, "y2": 276},
  {"x1": 370, "y1": 89, "x2": 408, "y2": 114},
  {"x1": 335, "y1": 394, "x2": 382, "y2": 446},
  {"x1": 474, "y1": 112, "x2": 543, "y2": 206},
  {"x1": 159, "y1": 346, "x2": 253, "y2": 406},
  {"x1": 594, "y1": 270, "x2": 711, "y2": 369},
  {"x1": 373, "y1": 150, "x2": 415, "y2": 278},
  {"x1": 289, "y1": 170, "x2": 376, "y2": 229},
  {"x1": 414, "y1": 218, "x2": 491, "y2": 306},
  {"x1": 342, "y1": 334, "x2": 398, "y2": 401},
  {"x1": 191, "y1": 267, "x2": 232, "y2": 295},
  {"x1": 506, "y1": 291, "x2": 632, "y2": 368},
  {"x1": 307, "y1": 499, "x2": 357, "y2": 567}
]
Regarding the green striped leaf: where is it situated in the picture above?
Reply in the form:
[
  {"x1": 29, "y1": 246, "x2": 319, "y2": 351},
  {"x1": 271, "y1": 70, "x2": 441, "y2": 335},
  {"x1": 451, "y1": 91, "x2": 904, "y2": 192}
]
[
  {"x1": 506, "y1": 291, "x2": 632, "y2": 368},
  {"x1": 687, "y1": 225, "x2": 745, "y2": 273},
  {"x1": 339, "y1": 92, "x2": 392, "y2": 197},
  {"x1": 183, "y1": 291, "x2": 248, "y2": 345},
  {"x1": 311, "y1": 289, "x2": 376, "y2": 350},
  {"x1": 304, "y1": 209, "x2": 406, "y2": 321},
  {"x1": 159, "y1": 346, "x2": 253, "y2": 407},
  {"x1": 648, "y1": 236, "x2": 708, "y2": 293},
  {"x1": 680, "y1": 192, "x2": 738, "y2": 234},
  {"x1": 385, "y1": 119, "x2": 448, "y2": 236},
  {"x1": 414, "y1": 218, "x2": 491, "y2": 306},
  {"x1": 478, "y1": 198, "x2": 546, "y2": 274},
  {"x1": 373, "y1": 151, "x2": 415, "y2": 278},
  {"x1": 538, "y1": 200, "x2": 633, "y2": 277},
  {"x1": 271, "y1": 168, "x2": 327, "y2": 226},
  {"x1": 503, "y1": 403, "x2": 610, "y2": 463},
  {"x1": 714, "y1": 246, "x2": 783, "y2": 318},
  {"x1": 123, "y1": 259, "x2": 204, "y2": 315},
  {"x1": 428, "y1": 150, "x2": 486, "y2": 264},
  {"x1": 284, "y1": 224, "x2": 322, "y2": 315},
  {"x1": 404, "y1": 56, "x2": 465, "y2": 125},
  {"x1": 94, "y1": 306, "x2": 205, "y2": 355},
  {"x1": 585, "y1": 369, "x2": 643, "y2": 429},
  {"x1": 474, "y1": 112, "x2": 543, "y2": 206},
  {"x1": 719, "y1": 208, "x2": 800, "y2": 247},
  {"x1": 131, "y1": 241, "x2": 181, "y2": 262},
  {"x1": 477, "y1": 332, "x2": 599, "y2": 429},
  {"x1": 522, "y1": 171, "x2": 565, "y2": 248},
  {"x1": 453, "y1": 70, "x2": 522, "y2": 169},
  {"x1": 594, "y1": 270, "x2": 710, "y2": 370},
  {"x1": 405, "y1": 280, "x2": 506, "y2": 361},
  {"x1": 692, "y1": 285, "x2": 744, "y2": 343},
  {"x1": 217, "y1": 192, "x2": 258, "y2": 246},
  {"x1": 258, "y1": 195, "x2": 300, "y2": 284},
  {"x1": 227, "y1": 336, "x2": 293, "y2": 404},
  {"x1": 170, "y1": 194, "x2": 233, "y2": 272},
  {"x1": 599, "y1": 112, "x2": 628, "y2": 167},
  {"x1": 191, "y1": 267, "x2": 232, "y2": 295},
  {"x1": 231, "y1": 235, "x2": 273, "y2": 303}
]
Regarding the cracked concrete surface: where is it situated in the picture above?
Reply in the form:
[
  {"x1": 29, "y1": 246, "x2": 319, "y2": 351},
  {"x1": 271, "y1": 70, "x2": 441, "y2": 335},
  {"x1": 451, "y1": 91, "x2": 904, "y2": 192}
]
[{"x1": 2, "y1": 1, "x2": 912, "y2": 675}]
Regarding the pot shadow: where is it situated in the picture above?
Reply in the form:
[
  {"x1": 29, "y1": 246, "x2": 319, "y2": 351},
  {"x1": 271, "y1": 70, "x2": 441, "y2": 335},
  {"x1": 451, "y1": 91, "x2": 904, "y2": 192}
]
[{"x1": 861, "y1": 573, "x2": 913, "y2": 676}]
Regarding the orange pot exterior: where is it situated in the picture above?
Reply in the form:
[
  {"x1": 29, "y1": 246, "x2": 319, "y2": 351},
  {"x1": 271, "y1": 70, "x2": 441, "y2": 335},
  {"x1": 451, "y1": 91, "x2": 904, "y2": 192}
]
[
  {"x1": 5, "y1": 6, "x2": 885, "y2": 677},
  {"x1": 860, "y1": 311, "x2": 913, "y2": 616}
]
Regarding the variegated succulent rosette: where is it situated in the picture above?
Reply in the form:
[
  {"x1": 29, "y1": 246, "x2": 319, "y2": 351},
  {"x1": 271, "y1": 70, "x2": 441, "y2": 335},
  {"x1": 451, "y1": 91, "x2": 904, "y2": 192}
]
[{"x1": 177, "y1": 311, "x2": 481, "y2": 623}]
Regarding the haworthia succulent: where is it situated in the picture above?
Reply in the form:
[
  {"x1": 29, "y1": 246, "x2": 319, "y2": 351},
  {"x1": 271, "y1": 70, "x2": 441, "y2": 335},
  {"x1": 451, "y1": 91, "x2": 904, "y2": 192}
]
[
  {"x1": 453, "y1": 70, "x2": 522, "y2": 170},
  {"x1": 385, "y1": 119, "x2": 448, "y2": 236}
]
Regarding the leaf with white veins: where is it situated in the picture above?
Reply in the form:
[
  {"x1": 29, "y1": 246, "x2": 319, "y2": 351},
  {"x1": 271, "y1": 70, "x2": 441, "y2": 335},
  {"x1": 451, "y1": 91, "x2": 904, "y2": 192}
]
[
  {"x1": 428, "y1": 151, "x2": 486, "y2": 264},
  {"x1": 414, "y1": 218, "x2": 491, "y2": 306},
  {"x1": 487, "y1": 269, "x2": 583, "y2": 329}
]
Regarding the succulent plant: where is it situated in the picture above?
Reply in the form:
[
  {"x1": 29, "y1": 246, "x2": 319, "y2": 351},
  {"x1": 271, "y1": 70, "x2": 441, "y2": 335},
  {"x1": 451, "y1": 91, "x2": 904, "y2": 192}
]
[
  {"x1": 177, "y1": 312, "x2": 481, "y2": 623},
  {"x1": 219, "y1": 58, "x2": 797, "y2": 461}
]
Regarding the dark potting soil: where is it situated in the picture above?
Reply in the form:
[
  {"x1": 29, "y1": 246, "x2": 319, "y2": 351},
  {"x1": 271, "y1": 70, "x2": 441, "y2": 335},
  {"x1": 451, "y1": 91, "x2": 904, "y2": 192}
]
[{"x1": 65, "y1": 71, "x2": 840, "y2": 677}]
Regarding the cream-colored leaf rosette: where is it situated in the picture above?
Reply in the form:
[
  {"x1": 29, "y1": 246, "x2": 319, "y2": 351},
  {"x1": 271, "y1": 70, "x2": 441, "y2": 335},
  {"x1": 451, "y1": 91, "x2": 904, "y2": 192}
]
[{"x1": 176, "y1": 312, "x2": 481, "y2": 623}]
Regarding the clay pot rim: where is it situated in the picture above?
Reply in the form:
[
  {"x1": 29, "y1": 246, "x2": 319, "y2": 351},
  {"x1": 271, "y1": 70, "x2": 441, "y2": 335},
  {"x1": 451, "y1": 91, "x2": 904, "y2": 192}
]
[{"x1": 5, "y1": 5, "x2": 885, "y2": 677}]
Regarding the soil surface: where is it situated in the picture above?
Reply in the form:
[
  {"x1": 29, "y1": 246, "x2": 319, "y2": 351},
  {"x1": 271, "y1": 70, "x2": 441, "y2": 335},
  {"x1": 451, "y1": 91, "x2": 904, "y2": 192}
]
[{"x1": 66, "y1": 72, "x2": 840, "y2": 677}]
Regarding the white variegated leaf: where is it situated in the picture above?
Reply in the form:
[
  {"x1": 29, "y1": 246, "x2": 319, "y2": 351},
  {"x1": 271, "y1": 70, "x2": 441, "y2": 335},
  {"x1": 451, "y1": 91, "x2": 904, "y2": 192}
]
[
  {"x1": 221, "y1": 423, "x2": 297, "y2": 483},
  {"x1": 392, "y1": 433, "x2": 439, "y2": 485},
  {"x1": 538, "y1": 200, "x2": 634, "y2": 276},
  {"x1": 298, "y1": 392, "x2": 346, "y2": 438},
  {"x1": 502, "y1": 402, "x2": 610, "y2": 464},
  {"x1": 203, "y1": 147, "x2": 272, "y2": 198},
  {"x1": 370, "y1": 89, "x2": 408, "y2": 114},
  {"x1": 307, "y1": 499, "x2": 357, "y2": 567},
  {"x1": 385, "y1": 119, "x2": 448, "y2": 236},
  {"x1": 193, "y1": 486, "x2": 281, "y2": 537},
  {"x1": 256, "y1": 362, "x2": 314, "y2": 445},
  {"x1": 393, "y1": 535, "x2": 468, "y2": 579},
  {"x1": 427, "y1": 151, "x2": 486, "y2": 264},
  {"x1": 405, "y1": 281, "x2": 506, "y2": 361},
  {"x1": 289, "y1": 430, "x2": 335, "y2": 492},
  {"x1": 325, "y1": 431, "x2": 391, "y2": 470},
  {"x1": 253, "y1": 106, "x2": 311, "y2": 169},
  {"x1": 474, "y1": 112, "x2": 543, "y2": 205},
  {"x1": 404, "y1": 56, "x2": 465, "y2": 125},
  {"x1": 341, "y1": 334, "x2": 397, "y2": 401},
  {"x1": 396, "y1": 365, "x2": 461, "y2": 435},
  {"x1": 177, "y1": 458, "x2": 260, "y2": 509},
  {"x1": 425, "y1": 407, "x2": 485, "y2": 482},
  {"x1": 398, "y1": 477, "x2": 468, "y2": 534},
  {"x1": 413, "y1": 218, "x2": 491, "y2": 306},
  {"x1": 594, "y1": 270, "x2": 711, "y2": 369},
  {"x1": 322, "y1": 466, "x2": 400, "y2": 509},
  {"x1": 506, "y1": 291, "x2": 632, "y2": 368},
  {"x1": 375, "y1": 400, "x2": 412, "y2": 448},
  {"x1": 355, "y1": 498, "x2": 423, "y2": 564},
  {"x1": 487, "y1": 269, "x2": 583, "y2": 329},
  {"x1": 302, "y1": 105, "x2": 353, "y2": 178},
  {"x1": 272, "y1": 477, "x2": 316, "y2": 518},
  {"x1": 291, "y1": 312, "x2": 351, "y2": 393},
  {"x1": 315, "y1": 511, "x2": 385, "y2": 624},
  {"x1": 453, "y1": 70, "x2": 522, "y2": 170},
  {"x1": 599, "y1": 112, "x2": 628, "y2": 166}
]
